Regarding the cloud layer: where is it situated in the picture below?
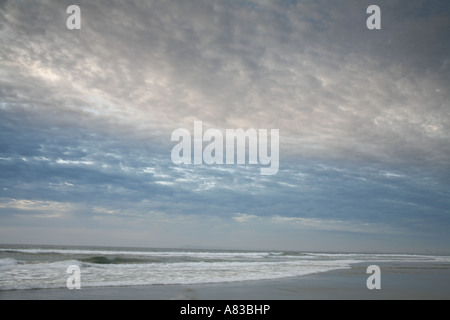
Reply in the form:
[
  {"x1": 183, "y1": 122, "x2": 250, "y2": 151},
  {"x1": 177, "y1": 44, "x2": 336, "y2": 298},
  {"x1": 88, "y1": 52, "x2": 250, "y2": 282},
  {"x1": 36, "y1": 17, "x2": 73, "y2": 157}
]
[{"x1": 1, "y1": 0, "x2": 449, "y2": 252}]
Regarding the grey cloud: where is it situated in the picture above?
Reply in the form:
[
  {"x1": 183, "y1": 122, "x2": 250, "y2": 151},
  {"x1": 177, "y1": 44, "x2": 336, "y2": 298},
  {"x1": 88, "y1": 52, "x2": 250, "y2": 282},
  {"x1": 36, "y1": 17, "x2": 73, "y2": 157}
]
[{"x1": 1, "y1": 0, "x2": 449, "y2": 251}]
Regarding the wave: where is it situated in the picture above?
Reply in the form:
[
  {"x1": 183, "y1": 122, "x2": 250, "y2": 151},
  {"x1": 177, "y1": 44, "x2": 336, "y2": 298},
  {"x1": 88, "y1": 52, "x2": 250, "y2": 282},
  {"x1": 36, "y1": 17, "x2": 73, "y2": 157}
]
[
  {"x1": 2, "y1": 248, "x2": 449, "y2": 291},
  {"x1": 302, "y1": 253, "x2": 450, "y2": 263},
  {"x1": 0, "y1": 248, "x2": 280, "y2": 259},
  {"x1": 0, "y1": 258, "x2": 19, "y2": 266},
  {"x1": 80, "y1": 256, "x2": 153, "y2": 265},
  {"x1": 2, "y1": 248, "x2": 447, "y2": 261},
  {"x1": 0, "y1": 258, "x2": 356, "y2": 290}
]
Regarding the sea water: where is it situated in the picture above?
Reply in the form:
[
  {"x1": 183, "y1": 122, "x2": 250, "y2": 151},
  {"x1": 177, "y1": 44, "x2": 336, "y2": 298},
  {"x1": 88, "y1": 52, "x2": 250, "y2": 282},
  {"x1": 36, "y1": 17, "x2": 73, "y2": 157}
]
[{"x1": 0, "y1": 244, "x2": 449, "y2": 290}]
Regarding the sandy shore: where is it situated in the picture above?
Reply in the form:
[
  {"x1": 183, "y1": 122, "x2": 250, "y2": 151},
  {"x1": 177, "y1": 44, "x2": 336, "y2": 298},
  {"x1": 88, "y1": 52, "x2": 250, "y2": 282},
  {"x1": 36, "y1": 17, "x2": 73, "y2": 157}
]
[{"x1": 1, "y1": 262, "x2": 449, "y2": 300}]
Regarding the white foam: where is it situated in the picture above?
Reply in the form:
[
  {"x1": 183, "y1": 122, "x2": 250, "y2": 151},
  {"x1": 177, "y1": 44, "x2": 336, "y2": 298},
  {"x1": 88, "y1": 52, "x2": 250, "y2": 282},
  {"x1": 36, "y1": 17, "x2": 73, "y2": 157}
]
[
  {"x1": 0, "y1": 258, "x2": 18, "y2": 266},
  {"x1": 1, "y1": 248, "x2": 449, "y2": 290},
  {"x1": 0, "y1": 248, "x2": 278, "y2": 259},
  {"x1": 0, "y1": 259, "x2": 355, "y2": 290},
  {"x1": 303, "y1": 253, "x2": 450, "y2": 263}
]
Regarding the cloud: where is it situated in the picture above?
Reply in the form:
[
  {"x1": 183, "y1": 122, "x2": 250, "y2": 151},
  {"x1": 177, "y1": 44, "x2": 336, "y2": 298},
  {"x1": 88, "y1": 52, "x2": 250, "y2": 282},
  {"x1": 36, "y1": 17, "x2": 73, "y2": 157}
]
[
  {"x1": 233, "y1": 213, "x2": 258, "y2": 223},
  {"x1": 2, "y1": 0, "x2": 448, "y2": 170},
  {"x1": 0, "y1": 0, "x2": 449, "y2": 251},
  {"x1": 0, "y1": 199, "x2": 73, "y2": 217}
]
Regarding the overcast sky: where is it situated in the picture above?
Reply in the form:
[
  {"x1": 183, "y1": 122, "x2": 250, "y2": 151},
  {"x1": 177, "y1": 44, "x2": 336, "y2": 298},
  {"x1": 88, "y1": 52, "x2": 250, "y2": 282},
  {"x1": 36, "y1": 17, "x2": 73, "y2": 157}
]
[{"x1": 0, "y1": 0, "x2": 449, "y2": 253}]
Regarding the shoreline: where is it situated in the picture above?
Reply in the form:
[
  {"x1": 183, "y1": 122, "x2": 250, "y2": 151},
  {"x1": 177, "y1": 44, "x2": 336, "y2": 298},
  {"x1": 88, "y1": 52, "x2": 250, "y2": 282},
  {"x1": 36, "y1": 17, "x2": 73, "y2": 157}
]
[{"x1": 1, "y1": 262, "x2": 449, "y2": 300}]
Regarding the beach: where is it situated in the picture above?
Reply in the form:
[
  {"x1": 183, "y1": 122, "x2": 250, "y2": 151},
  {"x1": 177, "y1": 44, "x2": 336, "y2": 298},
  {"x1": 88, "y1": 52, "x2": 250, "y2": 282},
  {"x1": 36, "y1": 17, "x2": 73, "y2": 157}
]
[
  {"x1": 2, "y1": 0, "x2": 450, "y2": 304},
  {"x1": 1, "y1": 262, "x2": 449, "y2": 300}
]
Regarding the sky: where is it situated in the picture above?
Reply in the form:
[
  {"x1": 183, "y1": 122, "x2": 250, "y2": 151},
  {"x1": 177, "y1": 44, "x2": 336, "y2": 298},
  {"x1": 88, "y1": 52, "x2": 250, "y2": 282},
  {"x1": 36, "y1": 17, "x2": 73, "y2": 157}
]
[{"x1": 0, "y1": 0, "x2": 449, "y2": 253}]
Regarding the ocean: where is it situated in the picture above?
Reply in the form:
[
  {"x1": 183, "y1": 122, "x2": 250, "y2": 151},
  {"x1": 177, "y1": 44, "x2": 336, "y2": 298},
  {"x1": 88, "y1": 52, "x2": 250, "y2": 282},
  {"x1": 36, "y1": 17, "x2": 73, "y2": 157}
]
[{"x1": 1, "y1": 244, "x2": 449, "y2": 291}]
